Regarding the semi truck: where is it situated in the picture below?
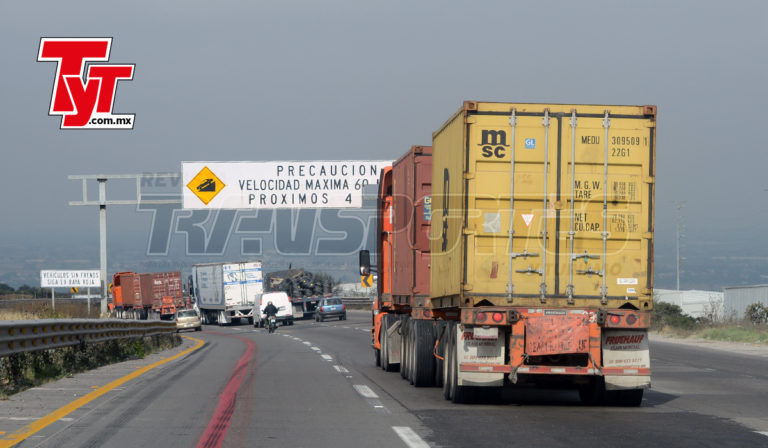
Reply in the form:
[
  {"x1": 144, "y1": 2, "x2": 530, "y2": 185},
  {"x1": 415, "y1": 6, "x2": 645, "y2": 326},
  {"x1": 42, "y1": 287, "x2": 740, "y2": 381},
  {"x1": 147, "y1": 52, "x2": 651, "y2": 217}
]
[
  {"x1": 264, "y1": 268, "x2": 332, "y2": 319},
  {"x1": 192, "y1": 261, "x2": 262, "y2": 325},
  {"x1": 112, "y1": 270, "x2": 186, "y2": 319},
  {"x1": 361, "y1": 101, "x2": 656, "y2": 405}
]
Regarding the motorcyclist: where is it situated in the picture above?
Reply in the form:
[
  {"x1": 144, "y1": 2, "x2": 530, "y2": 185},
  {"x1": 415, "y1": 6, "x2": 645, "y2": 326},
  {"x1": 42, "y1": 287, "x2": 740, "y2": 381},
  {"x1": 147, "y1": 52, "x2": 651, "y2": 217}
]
[
  {"x1": 264, "y1": 301, "x2": 278, "y2": 317},
  {"x1": 264, "y1": 301, "x2": 278, "y2": 325}
]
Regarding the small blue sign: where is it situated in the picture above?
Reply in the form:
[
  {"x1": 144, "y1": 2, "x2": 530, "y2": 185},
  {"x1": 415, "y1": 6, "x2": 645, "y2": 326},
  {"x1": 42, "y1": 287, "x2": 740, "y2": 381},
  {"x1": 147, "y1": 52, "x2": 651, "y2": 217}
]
[
  {"x1": 423, "y1": 196, "x2": 432, "y2": 222},
  {"x1": 525, "y1": 138, "x2": 536, "y2": 149}
]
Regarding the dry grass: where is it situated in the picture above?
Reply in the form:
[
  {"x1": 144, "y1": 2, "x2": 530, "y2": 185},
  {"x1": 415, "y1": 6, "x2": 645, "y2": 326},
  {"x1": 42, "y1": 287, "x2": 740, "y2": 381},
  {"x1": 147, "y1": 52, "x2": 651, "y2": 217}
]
[{"x1": 0, "y1": 300, "x2": 99, "y2": 320}]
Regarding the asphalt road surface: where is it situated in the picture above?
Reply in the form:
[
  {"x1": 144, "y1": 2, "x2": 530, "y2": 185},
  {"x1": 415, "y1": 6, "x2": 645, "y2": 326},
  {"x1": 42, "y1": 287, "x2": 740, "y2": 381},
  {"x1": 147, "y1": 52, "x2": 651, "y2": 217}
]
[{"x1": 2, "y1": 311, "x2": 768, "y2": 447}]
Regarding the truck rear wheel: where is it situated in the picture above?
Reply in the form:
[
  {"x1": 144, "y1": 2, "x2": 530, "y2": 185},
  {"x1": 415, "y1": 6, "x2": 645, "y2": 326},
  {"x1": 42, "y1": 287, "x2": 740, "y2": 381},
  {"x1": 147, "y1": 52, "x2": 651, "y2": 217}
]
[
  {"x1": 412, "y1": 320, "x2": 436, "y2": 387},
  {"x1": 374, "y1": 348, "x2": 381, "y2": 367},
  {"x1": 408, "y1": 321, "x2": 416, "y2": 384},
  {"x1": 444, "y1": 321, "x2": 470, "y2": 403},
  {"x1": 580, "y1": 378, "x2": 645, "y2": 406},
  {"x1": 400, "y1": 318, "x2": 410, "y2": 380},
  {"x1": 614, "y1": 388, "x2": 644, "y2": 407},
  {"x1": 381, "y1": 315, "x2": 391, "y2": 372}
]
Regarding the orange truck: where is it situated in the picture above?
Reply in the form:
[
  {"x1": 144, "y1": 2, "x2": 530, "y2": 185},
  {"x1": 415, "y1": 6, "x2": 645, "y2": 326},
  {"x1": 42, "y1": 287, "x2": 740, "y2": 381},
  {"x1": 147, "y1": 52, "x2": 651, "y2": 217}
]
[
  {"x1": 361, "y1": 101, "x2": 655, "y2": 405},
  {"x1": 112, "y1": 270, "x2": 186, "y2": 319}
]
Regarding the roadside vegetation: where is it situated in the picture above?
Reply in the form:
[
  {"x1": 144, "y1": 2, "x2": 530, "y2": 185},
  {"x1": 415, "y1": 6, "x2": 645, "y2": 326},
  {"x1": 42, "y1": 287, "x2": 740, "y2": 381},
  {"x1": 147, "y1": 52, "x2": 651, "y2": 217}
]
[
  {"x1": 0, "y1": 334, "x2": 181, "y2": 398},
  {"x1": 0, "y1": 286, "x2": 182, "y2": 398},
  {"x1": 652, "y1": 301, "x2": 768, "y2": 344}
]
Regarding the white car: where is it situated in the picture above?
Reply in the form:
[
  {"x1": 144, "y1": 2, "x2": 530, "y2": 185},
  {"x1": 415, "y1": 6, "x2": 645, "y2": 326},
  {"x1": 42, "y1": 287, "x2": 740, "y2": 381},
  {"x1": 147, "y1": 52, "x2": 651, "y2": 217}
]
[{"x1": 258, "y1": 292, "x2": 294, "y2": 327}]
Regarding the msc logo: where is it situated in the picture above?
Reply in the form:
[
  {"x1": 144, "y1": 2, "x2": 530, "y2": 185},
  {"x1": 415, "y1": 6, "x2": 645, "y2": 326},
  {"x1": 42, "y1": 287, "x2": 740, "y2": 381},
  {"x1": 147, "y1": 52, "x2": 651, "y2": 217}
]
[
  {"x1": 37, "y1": 38, "x2": 135, "y2": 129},
  {"x1": 479, "y1": 129, "x2": 509, "y2": 158}
]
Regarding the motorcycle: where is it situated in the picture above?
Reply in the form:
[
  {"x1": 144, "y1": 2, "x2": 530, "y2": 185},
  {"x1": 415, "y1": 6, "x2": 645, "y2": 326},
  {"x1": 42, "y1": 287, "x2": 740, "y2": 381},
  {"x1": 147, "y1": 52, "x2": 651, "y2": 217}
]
[{"x1": 267, "y1": 315, "x2": 277, "y2": 333}]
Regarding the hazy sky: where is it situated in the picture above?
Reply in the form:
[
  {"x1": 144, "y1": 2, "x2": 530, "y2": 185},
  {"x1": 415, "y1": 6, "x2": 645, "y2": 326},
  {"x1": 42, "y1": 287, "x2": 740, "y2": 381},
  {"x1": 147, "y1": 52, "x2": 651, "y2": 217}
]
[{"x1": 1, "y1": 0, "x2": 767, "y2": 288}]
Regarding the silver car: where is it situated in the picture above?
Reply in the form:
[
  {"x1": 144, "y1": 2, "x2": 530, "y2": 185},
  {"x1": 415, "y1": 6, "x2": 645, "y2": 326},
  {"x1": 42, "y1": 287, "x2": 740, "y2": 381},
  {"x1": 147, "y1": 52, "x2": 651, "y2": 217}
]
[{"x1": 176, "y1": 309, "x2": 202, "y2": 332}]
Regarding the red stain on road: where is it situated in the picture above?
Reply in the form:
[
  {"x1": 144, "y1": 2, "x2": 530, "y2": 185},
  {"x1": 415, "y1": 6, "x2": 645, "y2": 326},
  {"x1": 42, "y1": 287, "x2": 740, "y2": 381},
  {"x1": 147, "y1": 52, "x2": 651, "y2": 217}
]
[{"x1": 197, "y1": 333, "x2": 256, "y2": 448}]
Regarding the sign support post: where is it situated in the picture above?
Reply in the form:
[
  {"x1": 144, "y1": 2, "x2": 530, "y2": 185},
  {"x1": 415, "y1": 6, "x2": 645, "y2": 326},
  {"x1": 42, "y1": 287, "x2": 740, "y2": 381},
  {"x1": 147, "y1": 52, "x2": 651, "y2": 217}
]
[
  {"x1": 98, "y1": 178, "x2": 108, "y2": 316},
  {"x1": 68, "y1": 173, "x2": 182, "y2": 317},
  {"x1": 51, "y1": 288, "x2": 55, "y2": 310}
]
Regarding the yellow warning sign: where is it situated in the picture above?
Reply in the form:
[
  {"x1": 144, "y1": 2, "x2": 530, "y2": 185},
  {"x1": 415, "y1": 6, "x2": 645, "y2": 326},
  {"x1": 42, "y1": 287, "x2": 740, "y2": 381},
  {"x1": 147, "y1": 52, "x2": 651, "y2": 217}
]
[
  {"x1": 70, "y1": 287, "x2": 79, "y2": 294},
  {"x1": 187, "y1": 166, "x2": 226, "y2": 205},
  {"x1": 361, "y1": 274, "x2": 373, "y2": 288}
]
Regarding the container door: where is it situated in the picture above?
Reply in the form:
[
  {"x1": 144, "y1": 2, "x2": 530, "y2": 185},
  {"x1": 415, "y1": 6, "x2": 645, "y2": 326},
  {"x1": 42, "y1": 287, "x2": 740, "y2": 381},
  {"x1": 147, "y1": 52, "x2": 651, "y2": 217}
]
[
  {"x1": 560, "y1": 113, "x2": 653, "y2": 302},
  {"x1": 467, "y1": 113, "x2": 559, "y2": 299}
]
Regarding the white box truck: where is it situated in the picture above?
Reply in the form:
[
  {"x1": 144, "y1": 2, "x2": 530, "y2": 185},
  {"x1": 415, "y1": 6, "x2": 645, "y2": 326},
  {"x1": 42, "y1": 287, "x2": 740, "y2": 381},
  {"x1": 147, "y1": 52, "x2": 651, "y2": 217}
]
[{"x1": 192, "y1": 261, "x2": 263, "y2": 326}]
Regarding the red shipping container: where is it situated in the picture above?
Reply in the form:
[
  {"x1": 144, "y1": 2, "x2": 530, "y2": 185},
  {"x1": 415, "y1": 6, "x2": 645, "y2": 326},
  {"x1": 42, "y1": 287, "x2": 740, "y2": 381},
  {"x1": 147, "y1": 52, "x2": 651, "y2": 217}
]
[
  {"x1": 391, "y1": 146, "x2": 432, "y2": 305},
  {"x1": 139, "y1": 273, "x2": 154, "y2": 307},
  {"x1": 150, "y1": 271, "x2": 182, "y2": 308},
  {"x1": 113, "y1": 272, "x2": 142, "y2": 308}
]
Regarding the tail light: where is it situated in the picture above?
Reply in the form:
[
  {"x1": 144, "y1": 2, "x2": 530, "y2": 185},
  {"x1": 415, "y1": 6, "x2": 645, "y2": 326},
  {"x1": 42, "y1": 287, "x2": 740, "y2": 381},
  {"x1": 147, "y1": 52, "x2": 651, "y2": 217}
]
[
  {"x1": 476, "y1": 312, "x2": 487, "y2": 323},
  {"x1": 626, "y1": 314, "x2": 637, "y2": 325},
  {"x1": 610, "y1": 315, "x2": 621, "y2": 325},
  {"x1": 342, "y1": 305, "x2": 346, "y2": 310},
  {"x1": 321, "y1": 307, "x2": 325, "y2": 312},
  {"x1": 492, "y1": 312, "x2": 504, "y2": 323}
]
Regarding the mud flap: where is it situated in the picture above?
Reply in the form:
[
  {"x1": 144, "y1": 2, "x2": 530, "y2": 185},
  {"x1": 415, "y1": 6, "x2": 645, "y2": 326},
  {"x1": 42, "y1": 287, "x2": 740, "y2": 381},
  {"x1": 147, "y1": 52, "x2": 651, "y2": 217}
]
[
  {"x1": 457, "y1": 325, "x2": 504, "y2": 387},
  {"x1": 386, "y1": 319, "x2": 402, "y2": 364},
  {"x1": 602, "y1": 329, "x2": 651, "y2": 390}
]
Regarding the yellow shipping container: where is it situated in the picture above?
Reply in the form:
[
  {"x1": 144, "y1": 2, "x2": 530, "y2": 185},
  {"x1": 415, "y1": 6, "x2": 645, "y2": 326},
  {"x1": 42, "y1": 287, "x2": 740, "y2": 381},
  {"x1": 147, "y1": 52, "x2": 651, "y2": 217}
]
[{"x1": 430, "y1": 101, "x2": 656, "y2": 311}]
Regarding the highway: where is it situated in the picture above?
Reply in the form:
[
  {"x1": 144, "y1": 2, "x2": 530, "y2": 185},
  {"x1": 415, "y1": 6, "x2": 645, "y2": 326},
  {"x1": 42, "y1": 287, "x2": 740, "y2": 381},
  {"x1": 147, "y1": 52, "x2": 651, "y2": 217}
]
[{"x1": 2, "y1": 310, "x2": 768, "y2": 447}]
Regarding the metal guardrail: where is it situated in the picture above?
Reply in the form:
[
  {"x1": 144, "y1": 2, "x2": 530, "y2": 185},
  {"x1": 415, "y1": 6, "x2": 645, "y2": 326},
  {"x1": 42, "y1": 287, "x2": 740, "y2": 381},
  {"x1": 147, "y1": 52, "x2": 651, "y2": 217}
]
[
  {"x1": 341, "y1": 297, "x2": 373, "y2": 306},
  {"x1": 0, "y1": 319, "x2": 176, "y2": 358}
]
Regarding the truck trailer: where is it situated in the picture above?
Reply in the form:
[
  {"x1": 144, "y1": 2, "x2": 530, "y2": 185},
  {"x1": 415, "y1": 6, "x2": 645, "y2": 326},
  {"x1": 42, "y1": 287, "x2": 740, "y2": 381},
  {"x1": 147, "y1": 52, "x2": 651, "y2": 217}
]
[
  {"x1": 362, "y1": 101, "x2": 656, "y2": 405},
  {"x1": 112, "y1": 270, "x2": 186, "y2": 320},
  {"x1": 192, "y1": 261, "x2": 263, "y2": 325}
]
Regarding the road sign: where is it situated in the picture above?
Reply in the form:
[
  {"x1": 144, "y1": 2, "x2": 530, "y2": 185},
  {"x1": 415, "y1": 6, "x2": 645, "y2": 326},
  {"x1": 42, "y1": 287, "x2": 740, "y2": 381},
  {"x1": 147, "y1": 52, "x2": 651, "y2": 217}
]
[
  {"x1": 41, "y1": 270, "x2": 101, "y2": 288},
  {"x1": 187, "y1": 166, "x2": 226, "y2": 205},
  {"x1": 70, "y1": 287, "x2": 79, "y2": 294},
  {"x1": 361, "y1": 274, "x2": 373, "y2": 288},
  {"x1": 182, "y1": 161, "x2": 391, "y2": 209}
]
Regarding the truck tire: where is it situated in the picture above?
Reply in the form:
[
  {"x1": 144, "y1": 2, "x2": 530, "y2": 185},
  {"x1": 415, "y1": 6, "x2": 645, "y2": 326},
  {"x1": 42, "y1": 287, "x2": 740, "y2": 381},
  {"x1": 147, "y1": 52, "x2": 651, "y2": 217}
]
[
  {"x1": 381, "y1": 315, "x2": 391, "y2": 371},
  {"x1": 408, "y1": 320, "x2": 417, "y2": 384},
  {"x1": 374, "y1": 348, "x2": 381, "y2": 367},
  {"x1": 615, "y1": 388, "x2": 644, "y2": 407},
  {"x1": 412, "y1": 320, "x2": 436, "y2": 387},
  {"x1": 400, "y1": 317, "x2": 410, "y2": 380},
  {"x1": 578, "y1": 377, "x2": 607, "y2": 406}
]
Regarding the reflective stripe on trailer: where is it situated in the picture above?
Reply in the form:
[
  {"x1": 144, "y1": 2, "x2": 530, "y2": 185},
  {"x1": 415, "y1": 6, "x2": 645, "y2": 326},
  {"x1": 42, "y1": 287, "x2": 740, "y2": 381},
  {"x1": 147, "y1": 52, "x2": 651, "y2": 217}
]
[{"x1": 461, "y1": 363, "x2": 651, "y2": 376}]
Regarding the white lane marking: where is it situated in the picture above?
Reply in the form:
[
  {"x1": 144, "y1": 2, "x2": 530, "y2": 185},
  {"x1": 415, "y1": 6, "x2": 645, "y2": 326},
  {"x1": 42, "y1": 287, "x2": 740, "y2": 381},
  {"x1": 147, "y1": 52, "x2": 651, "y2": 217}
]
[
  {"x1": 321, "y1": 354, "x2": 333, "y2": 361},
  {"x1": 334, "y1": 365, "x2": 349, "y2": 374},
  {"x1": 353, "y1": 384, "x2": 379, "y2": 399},
  {"x1": 293, "y1": 338, "x2": 301, "y2": 341},
  {"x1": 231, "y1": 327, "x2": 242, "y2": 331},
  {"x1": 303, "y1": 341, "x2": 312, "y2": 345},
  {"x1": 311, "y1": 347, "x2": 321, "y2": 352},
  {"x1": 756, "y1": 431, "x2": 768, "y2": 437},
  {"x1": 392, "y1": 427, "x2": 430, "y2": 448}
]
